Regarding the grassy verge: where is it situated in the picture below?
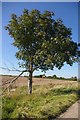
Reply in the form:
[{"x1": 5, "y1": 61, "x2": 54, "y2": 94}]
[{"x1": 2, "y1": 84, "x2": 79, "y2": 119}]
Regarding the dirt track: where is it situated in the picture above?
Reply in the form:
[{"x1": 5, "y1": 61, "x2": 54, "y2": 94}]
[{"x1": 59, "y1": 100, "x2": 80, "y2": 119}]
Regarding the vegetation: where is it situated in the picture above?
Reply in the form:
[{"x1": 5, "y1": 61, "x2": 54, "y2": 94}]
[
  {"x1": 5, "y1": 9, "x2": 79, "y2": 94},
  {"x1": 34, "y1": 74, "x2": 78, "y2": 81},
  {"x1": 2, "y1": 84, "x2": 79, "y2": 119}
]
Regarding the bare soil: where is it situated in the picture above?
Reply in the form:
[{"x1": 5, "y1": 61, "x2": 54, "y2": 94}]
[{"x1": 0, "y1": 75, "x2": 78, "y2": 88}]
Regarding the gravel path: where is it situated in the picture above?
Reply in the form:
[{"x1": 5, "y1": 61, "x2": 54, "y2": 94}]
[{"x1": 59, "y1": 100, "x2": 80, "y2": 119}]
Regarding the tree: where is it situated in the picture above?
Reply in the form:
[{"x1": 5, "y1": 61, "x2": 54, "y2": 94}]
[
  {"x1": 53, "y1": 75, "x2": 57, "y2": 79},
  {"x1": 5, "y1": 9, "x2": 79, "y2": 94}
]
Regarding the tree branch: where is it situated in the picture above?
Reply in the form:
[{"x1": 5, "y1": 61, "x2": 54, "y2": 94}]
[
  {"x1": 1, "y1": 77, "x2": 15, "y2": 86},
  {"x1": 0, "y1": 70, "x2": 27, "y2": 95},
  {"x1": 32, "y1": 65, "x2": 40, "y2": 72},
  {"x1": 0, "y1": 67, "x2": 22, "y2": 72}
]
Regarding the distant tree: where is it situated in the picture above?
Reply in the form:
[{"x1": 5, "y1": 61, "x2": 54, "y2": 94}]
[
  {"x1": 47, "y1": 76, "x2": 52, "y2": 79},
  {"x1": 74, "y1": 76, "x2": 77, "y2": 81},
  {"x1": 5, "y1": 9, "x2": 79, "y2": 94},
  {"x1": 70, "y1": 76, "x2": 77, "y2": 81},
  {"x1": 59, "y1": 77, "x2": 64, "y2": 80},
  {"x1": 53, "y1": 75, "x2": 57, "y2": 79},
  {"x1": 40, "y1": 75, "x2": 43, "y2": 78}
]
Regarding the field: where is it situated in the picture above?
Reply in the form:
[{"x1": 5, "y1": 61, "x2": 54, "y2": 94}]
[
  {"x1": 1, "y1": 75, "x2": 78, "y2": 87},
  {"x1": 1, "y1": 75, "x2": 79, "y2": 119}
]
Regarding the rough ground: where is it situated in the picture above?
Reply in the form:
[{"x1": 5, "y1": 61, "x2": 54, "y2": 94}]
[
  {"x1": 59, "y1": 100, "x2": 80, "y2": 119},
  {"x1": 1, "y1": 75, "x2": 79, "y2": 119},
  {"x1": 0, "y1": 75, "x2": 78, "y2": 87}
]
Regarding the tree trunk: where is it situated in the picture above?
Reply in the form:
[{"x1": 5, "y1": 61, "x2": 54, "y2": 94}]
[{"x1": 28, "y1": 71, "x2": 32, "y2": 94}]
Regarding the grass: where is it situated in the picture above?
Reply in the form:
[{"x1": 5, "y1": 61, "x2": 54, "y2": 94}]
[{"x1": 2, "y1": 84, "x2": 79, "y2": 119}]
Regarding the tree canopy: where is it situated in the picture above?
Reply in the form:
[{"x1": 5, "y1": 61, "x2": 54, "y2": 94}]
[{"x1": 5, "y1": 9, "x2": 80, "y2": 93}]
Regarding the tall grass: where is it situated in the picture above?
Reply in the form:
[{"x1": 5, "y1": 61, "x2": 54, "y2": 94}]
[{"x1": 2, "y1": 84, "x2": 79, "y2": 119}]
